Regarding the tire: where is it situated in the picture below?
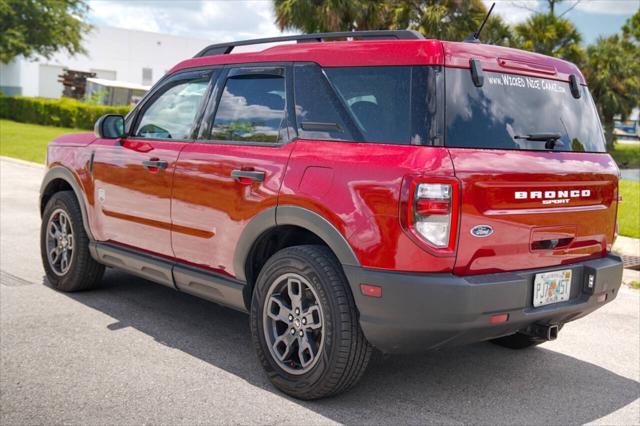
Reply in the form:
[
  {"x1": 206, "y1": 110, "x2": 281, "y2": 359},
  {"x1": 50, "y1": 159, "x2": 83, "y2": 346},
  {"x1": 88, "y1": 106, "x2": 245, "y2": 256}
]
[
  {"x1": 250, "y1": 245, "x2": 371, "y2": 400},
  {"x1": 40, "y1": 191, "x2": 104, "y2": 292},
  {"x1": 490, "y1": 333, "x2": 546, "y2": 349}
]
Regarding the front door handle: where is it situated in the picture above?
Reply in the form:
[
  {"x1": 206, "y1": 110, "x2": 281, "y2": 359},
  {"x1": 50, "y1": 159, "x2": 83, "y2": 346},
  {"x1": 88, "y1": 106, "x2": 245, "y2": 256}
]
[
  {"x1": 231, "y1": 169, "x2": 265, "y2": 184},
  {"x1": 142, "y1": 159, "x2": 168, "y2": 172}
]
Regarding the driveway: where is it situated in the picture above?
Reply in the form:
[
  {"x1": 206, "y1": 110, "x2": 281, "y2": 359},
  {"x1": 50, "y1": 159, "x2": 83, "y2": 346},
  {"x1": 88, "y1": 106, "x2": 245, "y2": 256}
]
[{"x1": 1, "y1": 157, "x2": 638, "y2": 425}]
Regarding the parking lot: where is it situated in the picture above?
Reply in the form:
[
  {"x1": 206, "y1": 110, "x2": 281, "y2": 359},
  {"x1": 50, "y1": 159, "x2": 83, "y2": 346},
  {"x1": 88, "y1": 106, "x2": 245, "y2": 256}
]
[{"x1": 1, "y1": 157, "x2": 638, "y2": 425}]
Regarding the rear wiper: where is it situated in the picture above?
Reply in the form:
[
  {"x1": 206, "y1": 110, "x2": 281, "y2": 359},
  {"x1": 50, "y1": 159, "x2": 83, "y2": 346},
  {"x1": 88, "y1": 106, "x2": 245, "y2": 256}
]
[{"x1": 514, "y1": 133, "x2": 564, "y2": 149}]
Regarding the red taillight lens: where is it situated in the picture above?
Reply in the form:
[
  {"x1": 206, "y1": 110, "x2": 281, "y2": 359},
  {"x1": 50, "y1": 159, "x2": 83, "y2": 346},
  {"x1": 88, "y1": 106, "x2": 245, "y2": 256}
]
[
  {"x1": 401, "y1": 177, "x2": 459, "y2": 254},
  {"x1": 415, "y1": 199, "x2": 451, "y2": 215}
]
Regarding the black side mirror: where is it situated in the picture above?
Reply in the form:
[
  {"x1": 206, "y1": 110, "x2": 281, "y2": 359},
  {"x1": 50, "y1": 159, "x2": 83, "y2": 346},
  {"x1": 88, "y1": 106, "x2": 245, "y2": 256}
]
[{"x1": 95, "y1": 114, "x2": 125, "y2": 139}]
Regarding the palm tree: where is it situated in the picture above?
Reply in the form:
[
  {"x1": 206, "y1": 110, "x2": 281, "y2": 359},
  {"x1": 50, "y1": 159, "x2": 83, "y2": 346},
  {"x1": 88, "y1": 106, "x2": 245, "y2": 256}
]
[
  {"x1": 273, "y1": 0, "x2": 391, "y2": 33},
  {"x1": 389, "y1": 0, "x2": 512, "y2": 44},
  {"x1": 273, "y1": 0, "x2": 513, "y2": 45},
  {"x1": 514, "y1": 13, "x2": 585, "y2": 65},
  {"x1": 584, "y1": 34, "x2": 640, "y2": 149}
]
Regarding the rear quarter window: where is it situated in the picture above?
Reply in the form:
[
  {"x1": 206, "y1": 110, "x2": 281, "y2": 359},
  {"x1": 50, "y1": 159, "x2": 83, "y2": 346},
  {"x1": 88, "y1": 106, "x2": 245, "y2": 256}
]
[
  {"x1": 294, "y1": 65, "x2": 438, "y2": 145},
  {"x1": 445, "y1": 68, "x2": 606, "y2": 152}
]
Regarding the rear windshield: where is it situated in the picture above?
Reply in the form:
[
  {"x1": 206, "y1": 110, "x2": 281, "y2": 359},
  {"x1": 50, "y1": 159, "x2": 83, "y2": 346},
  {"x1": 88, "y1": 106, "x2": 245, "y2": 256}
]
[{"x1": 445, "y1": 68, "x2": 606, "y2": 152}]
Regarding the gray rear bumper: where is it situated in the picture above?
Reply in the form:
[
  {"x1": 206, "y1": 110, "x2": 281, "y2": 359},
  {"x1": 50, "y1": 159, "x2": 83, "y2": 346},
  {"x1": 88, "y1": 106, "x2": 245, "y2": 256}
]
[{"x1": 343, "y1": 254, "x2": 623, "y2": 354}]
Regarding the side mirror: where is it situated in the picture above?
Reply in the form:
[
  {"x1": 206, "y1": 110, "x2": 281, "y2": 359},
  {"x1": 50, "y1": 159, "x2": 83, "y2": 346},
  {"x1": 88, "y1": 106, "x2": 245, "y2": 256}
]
[{"x1": 95, "y1": 114, "x2": 125, "y2": 139}]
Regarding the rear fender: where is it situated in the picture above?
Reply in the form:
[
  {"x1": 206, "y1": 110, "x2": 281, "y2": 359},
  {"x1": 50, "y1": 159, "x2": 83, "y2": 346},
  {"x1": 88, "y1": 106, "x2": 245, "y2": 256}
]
[{"x1": 233, "y1": 205, "x2": 359, "y2": 282}]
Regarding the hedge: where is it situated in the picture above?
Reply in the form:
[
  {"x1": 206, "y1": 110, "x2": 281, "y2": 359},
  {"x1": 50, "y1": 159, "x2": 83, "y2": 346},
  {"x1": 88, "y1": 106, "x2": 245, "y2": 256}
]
[{"x1": 0, "y1": 96, "x2": 130, "y2": 130}]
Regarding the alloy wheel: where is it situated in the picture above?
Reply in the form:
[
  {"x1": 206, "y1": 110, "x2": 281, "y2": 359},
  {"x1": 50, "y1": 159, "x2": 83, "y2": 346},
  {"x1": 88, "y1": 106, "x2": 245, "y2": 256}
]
[
  {"x1": 263, "y1": 273, "x2": 324, "y2": 375},
  {"x1": 45, "y1": 208, "x2": 74, "y2": 276}
]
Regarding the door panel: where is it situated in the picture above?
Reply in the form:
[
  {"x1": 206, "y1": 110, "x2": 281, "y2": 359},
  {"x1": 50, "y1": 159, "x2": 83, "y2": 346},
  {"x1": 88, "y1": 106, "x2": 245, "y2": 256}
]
[
  {"x1": 171, "y1": 142, "x2": 294, "y2": 276},
  {"x1": 91, "y1": 138, "x2": 184, "y2": 256}
]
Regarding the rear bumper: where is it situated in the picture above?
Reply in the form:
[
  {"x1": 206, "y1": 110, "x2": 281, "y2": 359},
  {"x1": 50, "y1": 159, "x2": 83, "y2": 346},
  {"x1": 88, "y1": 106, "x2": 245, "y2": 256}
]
[{"x1": 343, "y1": 254, "x2": 623, "y2": 354}]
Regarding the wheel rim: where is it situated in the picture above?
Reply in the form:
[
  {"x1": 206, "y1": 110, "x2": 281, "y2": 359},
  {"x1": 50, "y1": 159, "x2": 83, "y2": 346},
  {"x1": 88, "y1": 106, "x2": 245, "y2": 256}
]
[
  {"x1": 45, "y1": 208, "x2": 74, "y2": 276},
  {"x1": 263, "y1": 273, "x2": 324, "y2": 375}
]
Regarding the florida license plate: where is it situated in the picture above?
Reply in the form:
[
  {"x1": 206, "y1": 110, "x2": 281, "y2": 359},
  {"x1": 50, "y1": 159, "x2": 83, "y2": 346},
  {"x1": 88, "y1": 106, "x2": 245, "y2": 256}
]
[{"x1": 533, "y1": 269, "x2": 572, "y2": 307}]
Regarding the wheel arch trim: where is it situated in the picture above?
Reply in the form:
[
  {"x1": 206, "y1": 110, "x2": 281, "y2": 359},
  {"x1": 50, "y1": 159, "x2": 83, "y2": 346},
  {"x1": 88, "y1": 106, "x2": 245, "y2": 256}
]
[
  {"x1": 40, "y1": 166, "x2": 94, "y2": 240},
  {"x1": 233, "y1": 205, "x2": 360, "y2": 282}
]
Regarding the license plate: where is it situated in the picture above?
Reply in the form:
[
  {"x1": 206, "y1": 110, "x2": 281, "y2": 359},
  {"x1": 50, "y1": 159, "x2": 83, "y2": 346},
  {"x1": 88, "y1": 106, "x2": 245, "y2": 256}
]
[{"x1": 533, "y1": 269, "x2": 572, "y2": 307}]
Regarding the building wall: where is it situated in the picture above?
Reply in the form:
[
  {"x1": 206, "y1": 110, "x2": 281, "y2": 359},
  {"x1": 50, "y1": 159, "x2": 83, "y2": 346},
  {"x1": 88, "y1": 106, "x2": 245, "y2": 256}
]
[{"x1": 0, "y1": 26, "x2": 211, "y2": 98}]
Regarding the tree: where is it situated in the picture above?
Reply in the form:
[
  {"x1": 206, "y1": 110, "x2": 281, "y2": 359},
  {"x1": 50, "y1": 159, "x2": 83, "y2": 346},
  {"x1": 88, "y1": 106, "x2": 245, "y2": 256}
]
[
  {"x1": 622, "y1": 9, "x2": 640, "y2": 44},
  {"x1": 513, "y1": 13, "x2": 585, "y2": 65},
  {"x1": 273, "y1": 0, "x2": 514, "y2": 45},
  {"x1": 0, "y1": 0, "x2": 91, "y2": 63},
  {"x1": 273, "y1": 0, "x2": 391, "y2": 33},
  {"x1": 583, "y1": 34, "x2": 640, "y2": 148},
  {"x1": 389, "y1": 0, "x2": 513, "y2": 45}
]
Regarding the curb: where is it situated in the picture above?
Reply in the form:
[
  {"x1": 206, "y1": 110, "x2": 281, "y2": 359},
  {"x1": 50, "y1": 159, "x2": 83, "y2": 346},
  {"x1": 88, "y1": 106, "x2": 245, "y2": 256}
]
[{"x1": 0, "y1": 156, "x2": 45, "y2": 169}]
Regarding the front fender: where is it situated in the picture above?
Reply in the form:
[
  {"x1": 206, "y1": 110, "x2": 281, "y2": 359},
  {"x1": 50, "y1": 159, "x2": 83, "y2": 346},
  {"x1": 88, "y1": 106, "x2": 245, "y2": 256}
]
[{"x1": 40, "y1": 165, "x2": 94, "y2": 240}]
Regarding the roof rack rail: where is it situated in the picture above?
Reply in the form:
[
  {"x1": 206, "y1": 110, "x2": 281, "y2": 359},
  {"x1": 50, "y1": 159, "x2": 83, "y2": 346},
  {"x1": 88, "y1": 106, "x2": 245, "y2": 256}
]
[{"x1": 194, "y1": 30, "x2": 425, "y2": 58}]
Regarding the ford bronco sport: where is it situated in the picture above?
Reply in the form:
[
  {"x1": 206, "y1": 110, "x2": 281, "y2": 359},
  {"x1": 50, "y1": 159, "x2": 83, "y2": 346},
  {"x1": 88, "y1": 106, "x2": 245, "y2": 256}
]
[{"x1": 40, "y1": 30, "x2": 623, "y2": 400}]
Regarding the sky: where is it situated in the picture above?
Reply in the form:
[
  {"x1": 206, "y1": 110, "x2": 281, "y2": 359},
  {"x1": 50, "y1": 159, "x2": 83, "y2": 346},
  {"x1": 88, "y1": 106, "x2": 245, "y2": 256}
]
[{"x1": 87, "y1": 0, "x2": 639, "y2": 45}]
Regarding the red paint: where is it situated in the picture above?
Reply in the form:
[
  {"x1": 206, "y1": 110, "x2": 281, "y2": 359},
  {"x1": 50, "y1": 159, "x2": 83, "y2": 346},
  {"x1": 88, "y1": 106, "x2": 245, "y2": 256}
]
[
  {"x1": 448, "y1": 148, "x2": 617, "y2": 275},
  {"x1": 90, "y1": 137, "x2": 186, "y2": 257},
  {"x1": 442, "y1": 41, "x2": 585, "y2": 83},
  {"x1": 280, "y1": 140, "x2": 457, "y2": 272},
  {"x1": 171, "y1": 40, "x2": 444, "y2": 73},
  {"x1": 170, "y1": 141, "x2": 294, "y2": 273}
]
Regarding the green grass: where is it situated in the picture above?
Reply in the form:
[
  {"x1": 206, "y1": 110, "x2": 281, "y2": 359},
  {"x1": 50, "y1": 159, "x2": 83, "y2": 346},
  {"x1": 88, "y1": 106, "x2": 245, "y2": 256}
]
[
  {"x1": 0, "y1": 119, "x2": 82, "y2": 164},
  {"x1": 610, "y1": 143, "x2": 640, "y2": 169},
  {"x1": 618, "y1": 180, "x2": 640, "y2": 238}
]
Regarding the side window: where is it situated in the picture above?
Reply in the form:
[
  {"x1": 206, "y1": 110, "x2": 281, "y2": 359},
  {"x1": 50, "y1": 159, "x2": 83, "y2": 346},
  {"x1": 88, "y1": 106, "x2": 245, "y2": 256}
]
[
  {"x1": 136, "y1": 77, "x2": 209, "y2": 140},
  {"x1": 211, "y1": 74, "x2": 286, "y2": 143},
  {"x1": 294, "y1": 64, "x2": 353, "y2": 141},
  {"x1": 324, "y1": 67, "x2": 412, "y2": 144}
]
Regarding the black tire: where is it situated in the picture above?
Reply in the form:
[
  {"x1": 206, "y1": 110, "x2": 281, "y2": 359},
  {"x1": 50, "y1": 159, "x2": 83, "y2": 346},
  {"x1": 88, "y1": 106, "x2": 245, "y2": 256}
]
[
  {"x1": 250, "y1": 245, "x2": 371, "y2": 400},
  {"x1": 490, "y1": 333, "x2": 546, "y2": 349},
  {"x1": 40, "y1": 191, "x2": 104, "y2": 292}
]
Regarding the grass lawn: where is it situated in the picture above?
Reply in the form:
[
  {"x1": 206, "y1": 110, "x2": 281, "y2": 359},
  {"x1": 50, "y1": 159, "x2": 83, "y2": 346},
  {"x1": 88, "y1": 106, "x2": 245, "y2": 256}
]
[
  {"x1": 618, "y1": 180, "x2": 640, "y2": 238},
  {"x1": 0, "y1": 119, "x2": 82, "y2": 164},
  {"x1": 610, "y1": 143, "x2": 640, "y2": 169}
]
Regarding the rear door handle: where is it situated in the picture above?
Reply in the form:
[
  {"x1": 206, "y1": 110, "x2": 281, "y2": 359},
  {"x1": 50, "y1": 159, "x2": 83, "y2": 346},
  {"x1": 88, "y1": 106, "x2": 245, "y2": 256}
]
[
  {"x1": 231, "y1": 169, "x2": 265, "y2": 183},
  {"x1": 142, "y1": 159, "x2": 168, "y2": 171}
]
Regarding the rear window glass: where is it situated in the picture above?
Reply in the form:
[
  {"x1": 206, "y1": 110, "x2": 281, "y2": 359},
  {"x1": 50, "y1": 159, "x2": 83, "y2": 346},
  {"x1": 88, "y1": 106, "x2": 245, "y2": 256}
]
[
  {"x1": 445, "y1": 68, "x2": 606, "y2": 152},
  {"x1": 294, "y1": 65, "x2": 437, "y2": 145}
]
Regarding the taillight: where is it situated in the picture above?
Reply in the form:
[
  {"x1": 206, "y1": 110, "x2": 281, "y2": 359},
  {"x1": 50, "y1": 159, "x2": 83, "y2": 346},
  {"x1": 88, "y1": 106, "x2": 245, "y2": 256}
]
[{"x1": 401, "y1": 177, "x2": 459, "y2": 254}]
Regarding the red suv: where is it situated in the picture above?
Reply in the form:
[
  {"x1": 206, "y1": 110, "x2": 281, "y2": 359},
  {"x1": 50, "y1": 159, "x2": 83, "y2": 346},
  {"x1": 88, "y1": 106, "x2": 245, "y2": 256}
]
[{"x1": 40, "y1": 31, "x2": 623, "y2": 400}]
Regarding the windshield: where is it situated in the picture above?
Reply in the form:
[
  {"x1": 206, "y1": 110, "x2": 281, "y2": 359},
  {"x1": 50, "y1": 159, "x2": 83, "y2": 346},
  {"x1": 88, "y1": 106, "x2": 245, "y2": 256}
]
[{"x1": 445, "y1": 68, "x2": 606, "y2": 152}]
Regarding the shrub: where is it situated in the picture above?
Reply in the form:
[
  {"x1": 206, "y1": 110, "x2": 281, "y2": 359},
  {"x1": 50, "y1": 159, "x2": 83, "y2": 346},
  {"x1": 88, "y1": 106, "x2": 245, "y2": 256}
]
[{"x1": 0, "y1": 95, "x2": 130, "y2": 130}]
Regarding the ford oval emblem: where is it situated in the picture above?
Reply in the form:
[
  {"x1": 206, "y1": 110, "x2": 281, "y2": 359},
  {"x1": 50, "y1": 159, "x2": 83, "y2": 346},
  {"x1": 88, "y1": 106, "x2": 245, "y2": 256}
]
[{"x1": 471, "y1": 225, "x2": 494, "y2": 238}]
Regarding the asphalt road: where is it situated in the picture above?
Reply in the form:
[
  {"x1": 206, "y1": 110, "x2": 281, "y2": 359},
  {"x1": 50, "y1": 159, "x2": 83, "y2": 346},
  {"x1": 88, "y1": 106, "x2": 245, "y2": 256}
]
[{"x1": 1, "y1": 157, "x2": 639, "y2": 425}]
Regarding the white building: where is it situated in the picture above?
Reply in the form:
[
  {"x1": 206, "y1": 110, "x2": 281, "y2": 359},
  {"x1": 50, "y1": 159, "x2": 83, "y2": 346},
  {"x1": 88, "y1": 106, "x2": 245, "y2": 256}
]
[{"x1": 0, "y1": 26, "x2": 211, "y2": 99}]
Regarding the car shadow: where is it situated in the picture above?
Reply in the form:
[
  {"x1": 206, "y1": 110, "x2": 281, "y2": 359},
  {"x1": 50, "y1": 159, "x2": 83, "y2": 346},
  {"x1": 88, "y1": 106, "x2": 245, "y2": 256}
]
[{"x1": 52, "y1": 269, "x2": 639, "y2": 425}]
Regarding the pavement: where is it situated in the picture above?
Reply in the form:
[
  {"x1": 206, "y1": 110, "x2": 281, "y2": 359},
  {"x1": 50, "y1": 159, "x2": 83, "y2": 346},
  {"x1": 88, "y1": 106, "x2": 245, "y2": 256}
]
[
  {"x1": 1, "y1": 156, "x2": 639, "y2": 425},
  {"x1": 620, "y1": 169, "x2": 639, "y2": 182}
]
